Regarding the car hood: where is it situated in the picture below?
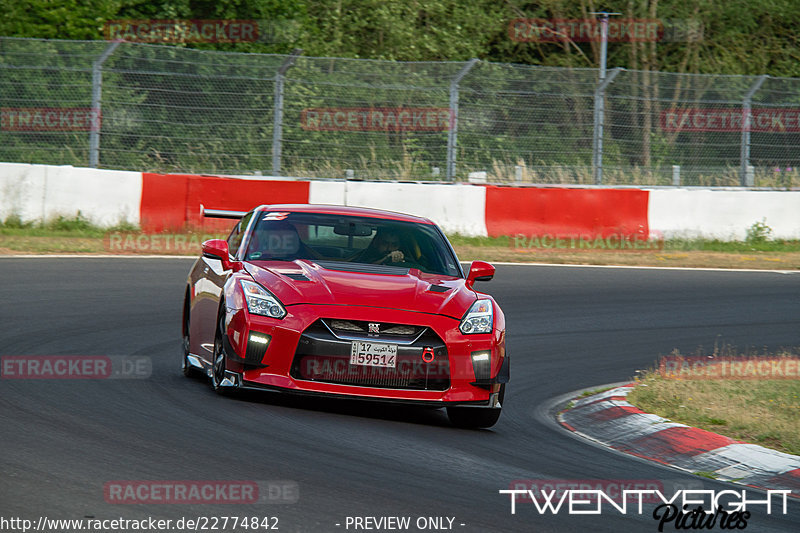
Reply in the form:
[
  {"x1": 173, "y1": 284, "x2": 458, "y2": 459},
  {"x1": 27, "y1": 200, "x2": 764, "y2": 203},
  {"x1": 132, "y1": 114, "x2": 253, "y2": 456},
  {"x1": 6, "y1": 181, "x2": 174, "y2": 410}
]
[{"x1": 243, "y1": 260, "x2": 475, "y2": 319}]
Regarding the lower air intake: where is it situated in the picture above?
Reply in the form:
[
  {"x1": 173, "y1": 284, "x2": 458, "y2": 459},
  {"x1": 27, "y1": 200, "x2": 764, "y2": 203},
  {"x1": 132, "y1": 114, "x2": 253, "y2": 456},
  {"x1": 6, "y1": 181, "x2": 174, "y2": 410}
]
[{"x1": 292, "y1": 354, "x2": 449, "y2": 391}]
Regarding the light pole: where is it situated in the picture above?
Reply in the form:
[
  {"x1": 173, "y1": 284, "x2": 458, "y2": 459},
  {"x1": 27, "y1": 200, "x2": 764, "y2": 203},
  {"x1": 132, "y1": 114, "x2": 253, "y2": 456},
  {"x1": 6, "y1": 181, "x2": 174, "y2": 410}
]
[
  {"x1": 272, "y1": 48, "x2": 303, "y2": 176},
  {"x1": 590, "y1": 11, "x2": 620, "y2": 185}
]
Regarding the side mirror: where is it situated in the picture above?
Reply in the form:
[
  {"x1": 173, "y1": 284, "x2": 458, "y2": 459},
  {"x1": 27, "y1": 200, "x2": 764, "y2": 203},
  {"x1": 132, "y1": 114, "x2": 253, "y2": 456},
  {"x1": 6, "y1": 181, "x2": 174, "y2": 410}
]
[
  {"x1": 202, "y1": 239, "x2": 237, "y2": 270},
  {"x1": 466, "y1": 260, "x2": 495, "y2": 286}
]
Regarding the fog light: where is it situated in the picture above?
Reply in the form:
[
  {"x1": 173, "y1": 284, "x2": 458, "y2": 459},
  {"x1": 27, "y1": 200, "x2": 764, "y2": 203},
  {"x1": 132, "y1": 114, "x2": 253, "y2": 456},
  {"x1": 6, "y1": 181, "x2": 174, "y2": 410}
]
[
  {"x1": 470, "y1": 350, "x2": 491, "y2": 382},
  {"x1": 245, "y1": 332, "x2": 271, "y2": 365}
]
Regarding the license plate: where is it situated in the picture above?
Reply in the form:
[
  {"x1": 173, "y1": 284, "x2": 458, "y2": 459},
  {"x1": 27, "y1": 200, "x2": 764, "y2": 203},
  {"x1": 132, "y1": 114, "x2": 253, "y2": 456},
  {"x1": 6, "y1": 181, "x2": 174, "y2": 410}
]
[{"x1": 350, "y1": 342, "x2": 397, "y2": 368}]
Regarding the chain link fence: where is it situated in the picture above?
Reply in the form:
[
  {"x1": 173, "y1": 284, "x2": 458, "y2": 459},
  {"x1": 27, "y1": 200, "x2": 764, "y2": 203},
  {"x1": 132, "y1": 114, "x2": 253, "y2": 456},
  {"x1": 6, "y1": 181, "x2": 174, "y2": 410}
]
[{"x1": 2, "y1": 36, "x2": 800, "y2": 187}]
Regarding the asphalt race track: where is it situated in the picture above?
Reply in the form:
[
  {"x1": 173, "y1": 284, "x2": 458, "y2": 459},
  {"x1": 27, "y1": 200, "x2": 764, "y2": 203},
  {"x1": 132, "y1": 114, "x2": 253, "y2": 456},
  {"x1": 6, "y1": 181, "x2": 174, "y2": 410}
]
[{"x1": 1, "y1": 257, "x2": 799, "y2": 532}]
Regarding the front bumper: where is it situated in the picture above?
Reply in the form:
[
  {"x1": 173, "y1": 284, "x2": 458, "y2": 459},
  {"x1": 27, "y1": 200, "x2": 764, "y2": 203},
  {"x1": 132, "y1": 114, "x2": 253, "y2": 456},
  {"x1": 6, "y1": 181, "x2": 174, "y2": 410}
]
[{"x1": 222, "y1": 303, "x2": 506, "y2": 406}]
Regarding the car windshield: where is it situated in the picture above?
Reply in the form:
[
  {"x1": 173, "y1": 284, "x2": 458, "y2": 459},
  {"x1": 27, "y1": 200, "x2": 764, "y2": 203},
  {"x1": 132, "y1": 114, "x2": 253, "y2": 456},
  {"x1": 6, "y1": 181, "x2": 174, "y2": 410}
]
[{"x1": 242, "y1": 211, "x2": 461, "y2": 277}]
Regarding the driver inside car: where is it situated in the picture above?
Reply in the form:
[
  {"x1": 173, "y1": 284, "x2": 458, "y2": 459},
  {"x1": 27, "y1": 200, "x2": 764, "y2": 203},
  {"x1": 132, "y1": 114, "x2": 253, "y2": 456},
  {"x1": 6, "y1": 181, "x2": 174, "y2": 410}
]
[{"x1": 358, "y1": 228, "x2": 407, "y2": 265}]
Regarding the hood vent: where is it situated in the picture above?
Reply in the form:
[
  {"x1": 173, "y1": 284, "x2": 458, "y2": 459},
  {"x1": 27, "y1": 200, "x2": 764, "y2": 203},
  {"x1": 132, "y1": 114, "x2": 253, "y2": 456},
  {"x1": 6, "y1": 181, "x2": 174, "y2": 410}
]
[
  {"x1": 282, "y1": 272, "x2": 310, "y2": 281},
  {"x1": 427, "y1": 284, "x2": 451, "y2": 293}
]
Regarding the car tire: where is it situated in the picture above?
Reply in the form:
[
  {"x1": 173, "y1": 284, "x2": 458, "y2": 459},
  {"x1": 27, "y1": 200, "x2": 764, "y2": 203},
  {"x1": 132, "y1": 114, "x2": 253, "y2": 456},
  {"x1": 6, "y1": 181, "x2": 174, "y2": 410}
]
[
  {"x1": 211, "y1": 305, "x2": 238, "y2": 396},
  {"x1": 446, "y1": 385, "x2": 504, "y2": 429},
  {"x1": 182, "y1": 296, "x2": 201, "y2": 378}
]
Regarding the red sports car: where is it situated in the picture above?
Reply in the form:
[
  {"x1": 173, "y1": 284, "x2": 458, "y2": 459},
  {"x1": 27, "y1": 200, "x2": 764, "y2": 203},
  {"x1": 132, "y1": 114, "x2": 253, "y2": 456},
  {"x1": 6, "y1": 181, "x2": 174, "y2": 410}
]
[{"x1": 182, "y1": 204, "x2": 508, "y2": 428}]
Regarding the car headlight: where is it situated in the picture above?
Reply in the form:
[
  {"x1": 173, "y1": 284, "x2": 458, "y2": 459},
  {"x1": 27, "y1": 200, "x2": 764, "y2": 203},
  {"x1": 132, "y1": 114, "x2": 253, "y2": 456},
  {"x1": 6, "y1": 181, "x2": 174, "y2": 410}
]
[
  {"x1": 240, "y1": 279, "x2": 286, "y2": 319},
  {"x1": 459, "y1": 298, "x2": 493, "y2": 334}
]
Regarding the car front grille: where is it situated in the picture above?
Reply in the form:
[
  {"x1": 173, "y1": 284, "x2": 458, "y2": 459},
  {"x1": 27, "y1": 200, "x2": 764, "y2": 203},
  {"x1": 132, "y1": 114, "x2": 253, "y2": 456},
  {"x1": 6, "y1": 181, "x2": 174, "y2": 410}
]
[
  {"x1": 290, "y1": 320, "x2": 449, "y2": 391},
  {"x1": 324, "y1": 319, "x2": 423, "y2": 339}
]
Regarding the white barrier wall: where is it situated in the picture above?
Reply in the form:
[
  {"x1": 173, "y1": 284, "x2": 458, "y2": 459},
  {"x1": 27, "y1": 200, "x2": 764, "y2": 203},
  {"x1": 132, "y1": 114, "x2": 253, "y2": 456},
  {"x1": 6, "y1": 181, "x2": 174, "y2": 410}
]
[
  {"x1": 648, "y1": 189, "x2": 800, "y2": 240},
  {"x1": 308, "y1": 180, "x2": 488, "y2": 236},
  {"x1": 4, "y1": 162, "x2": 800, "y2": 242},
  {"x1": 0, "y1": 163, "x2": 47, "y2": 223},
  {"x1": 0, "y1": 163, "x2": 142, "y2": 226}
]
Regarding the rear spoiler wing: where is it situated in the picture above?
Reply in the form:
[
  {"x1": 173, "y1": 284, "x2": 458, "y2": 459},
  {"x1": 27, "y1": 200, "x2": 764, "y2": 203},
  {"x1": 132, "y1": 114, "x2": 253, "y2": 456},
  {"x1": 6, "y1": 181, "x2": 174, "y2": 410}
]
[{"x1": 201, "y1": 205, "x2": 247, "y2": 219}]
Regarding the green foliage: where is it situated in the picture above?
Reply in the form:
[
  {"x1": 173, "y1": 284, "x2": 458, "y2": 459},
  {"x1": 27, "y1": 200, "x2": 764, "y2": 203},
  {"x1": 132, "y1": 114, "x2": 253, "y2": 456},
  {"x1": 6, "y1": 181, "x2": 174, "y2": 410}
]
[
  {"x1": 2, "y1": 0, "x2": 800, "y2": 76},
  {"x1": 1, "y1": 214, "x2": 34, "y2": 229},
  {"x1": 5, "y1": 1, "x2": 800, "y2": 178},
  {"x1": 664, "y1": 236, "x2": 800, "y2": 253},
  {"x1": 450, "y1": 233, "x2": 800, "y2": 253},
  {"x1": 0, "y1": 213, "x2": 139, "y2": 237},
  {"x1": 580, "y1": 386, "x2": 615, "y2": 397},
  {"x1": 693, "y1": 471, "x2": 719, "y2": 480},
  {"x1": 746, "y1": 219, "x2": 773, "y2": 244},
  {"x1": 446, "y1": 234, "x2": 510, "y2": 248},
  {"x1": 47, "y1": 212, "x2": 95, "y2": 232},
  {"x1": 0, "y1": 0, "x2": 119, "y2": 40}
]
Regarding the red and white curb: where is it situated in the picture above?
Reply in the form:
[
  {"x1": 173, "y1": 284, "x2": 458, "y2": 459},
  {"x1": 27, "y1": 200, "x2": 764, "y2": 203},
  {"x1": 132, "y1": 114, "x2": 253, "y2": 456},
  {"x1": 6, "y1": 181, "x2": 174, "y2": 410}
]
[{"x1": 559, "y1": 384, "x2": 800, "y2": 497}]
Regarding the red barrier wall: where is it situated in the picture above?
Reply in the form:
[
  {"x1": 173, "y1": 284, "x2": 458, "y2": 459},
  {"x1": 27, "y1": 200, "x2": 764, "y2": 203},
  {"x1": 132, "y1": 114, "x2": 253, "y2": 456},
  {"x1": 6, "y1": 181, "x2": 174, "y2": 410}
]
[
  {"x1": 140, "y1": 175, "x2": 649, "y2": 239},
  {"x1": 484, "y1": 186, "x2": 650, "y2": 238},
  {"x1": 140, "y1": 173, "x2": 190, "y2": 233},
  {"x1": 140, "y1": 173, "x2": 310, "y2": 233}
]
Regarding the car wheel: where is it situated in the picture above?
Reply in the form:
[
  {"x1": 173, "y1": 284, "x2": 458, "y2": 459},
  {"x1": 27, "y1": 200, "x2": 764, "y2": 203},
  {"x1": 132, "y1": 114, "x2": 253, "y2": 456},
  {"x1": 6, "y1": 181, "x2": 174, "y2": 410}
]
[
  {"x1": 211, "y1": 307, "x2": 238, "y2": 396},
  {"x1": 446, "y1": 385, "x2": 505, "y2": 429},
  {"x1": 182, "y1": 299, "x2": 201, "y2": 378}
]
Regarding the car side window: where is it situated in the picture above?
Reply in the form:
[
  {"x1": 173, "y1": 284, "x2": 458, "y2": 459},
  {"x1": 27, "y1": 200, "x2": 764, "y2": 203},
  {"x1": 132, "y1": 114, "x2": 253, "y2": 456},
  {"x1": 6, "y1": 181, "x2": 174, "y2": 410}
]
[{"x1": 227, "y1": 212, "x2": 253, "y2": 257}]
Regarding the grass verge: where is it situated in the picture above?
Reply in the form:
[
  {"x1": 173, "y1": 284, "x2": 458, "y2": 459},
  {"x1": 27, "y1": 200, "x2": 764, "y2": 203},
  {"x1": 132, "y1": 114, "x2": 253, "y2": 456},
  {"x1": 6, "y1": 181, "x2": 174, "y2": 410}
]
[
  {"x1": 447, "y1": 232, "x2": 800, "y2": 269},
  {"x1": 627, "y1": 356, "x2": 800, "y2": 456},
  {"x1": 3, "y1": 216, "x2": 800, "y2": 269},
  {"x1": 0, "y1": 214, "x2": 135, "y2": 254},
  {"x1": 580, "y1": 386, "x2": 616, "y2": 398}
]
